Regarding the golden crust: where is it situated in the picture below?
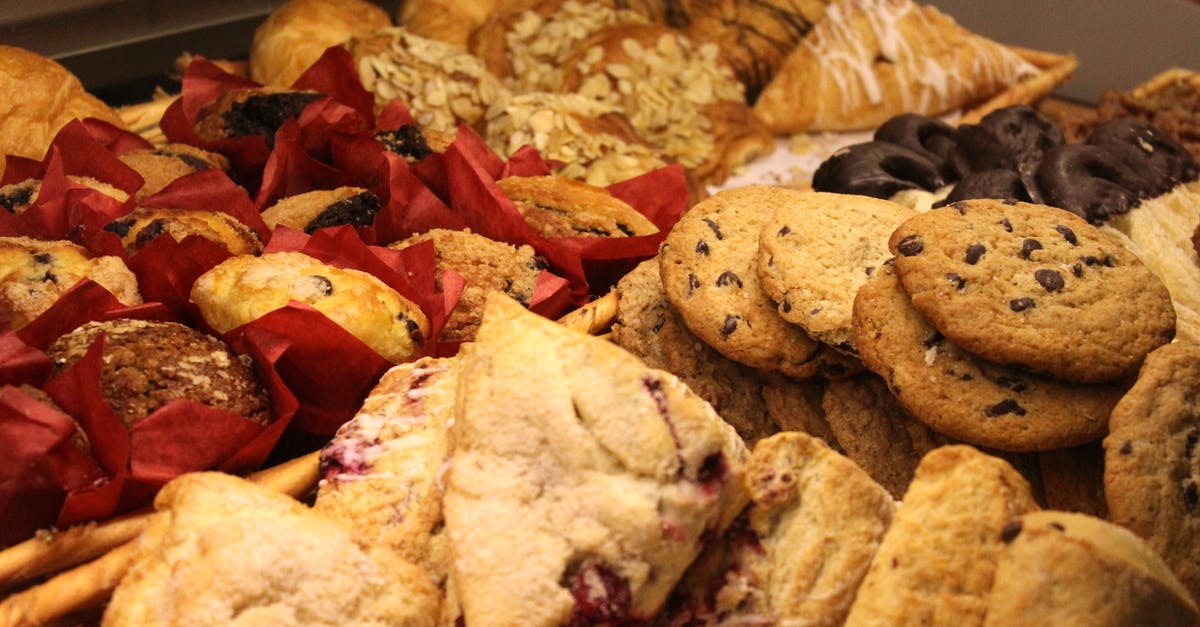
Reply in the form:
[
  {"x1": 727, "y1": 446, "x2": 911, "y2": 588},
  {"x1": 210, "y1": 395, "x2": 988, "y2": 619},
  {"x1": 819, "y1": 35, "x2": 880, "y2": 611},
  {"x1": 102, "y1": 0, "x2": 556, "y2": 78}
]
[
  {"x1": 497, "y1": 175, "x2": 659, "y2": 238},
  {"x1": 399, "y1": 0, "x2": 511, "y2": 50},
  {"x1": 249, "y1": 0, "x2": 393, "y2": 88}
]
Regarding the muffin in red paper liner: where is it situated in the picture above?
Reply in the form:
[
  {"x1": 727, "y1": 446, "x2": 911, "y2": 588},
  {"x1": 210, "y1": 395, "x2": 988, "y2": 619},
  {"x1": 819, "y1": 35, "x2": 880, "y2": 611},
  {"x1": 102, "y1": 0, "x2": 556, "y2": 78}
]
[{"x1": 0, "y1": 121, "x2": 142, "y2": 241}]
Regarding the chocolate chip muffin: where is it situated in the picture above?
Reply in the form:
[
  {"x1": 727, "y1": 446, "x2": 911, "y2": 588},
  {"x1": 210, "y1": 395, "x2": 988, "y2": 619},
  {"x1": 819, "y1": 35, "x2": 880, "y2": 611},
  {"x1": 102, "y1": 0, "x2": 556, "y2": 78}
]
[
  {"x1": 118, "y1": 143, "x2": 230, "y2": 202},
  {"x1": 46, "y1": 319, "x2": 271, "y2": 428},
  {"x1": 0, "y1": 236, "x2": 143, "y2": 329},
  {"x1": 192, "y1": 87, "x2": 323, "y2": 146},
  {"x1": 104, "y1": 208, "x2": 262, "y2": 255},
  {"x1": 260, "y1": 187, "x2": 382, "y2": 234},
  {"x1": 0, "y1": 176, "x2": 129, "y2": 214}
]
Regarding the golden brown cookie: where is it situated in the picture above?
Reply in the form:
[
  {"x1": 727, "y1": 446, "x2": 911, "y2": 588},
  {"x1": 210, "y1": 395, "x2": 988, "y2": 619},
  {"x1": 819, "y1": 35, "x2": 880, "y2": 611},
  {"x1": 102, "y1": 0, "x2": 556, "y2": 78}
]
[
  {"x1": 260, "y1": 187, "x2": 383, "y2": 234},
  {"x1": 759, "y1": 372, "x2": 841, "y2": 450},
  {"x1": 0, "y1": 236, "x2": 142, "y2": 329},
  {"x1": 104, "y1": 208, "x2": 262, "y2": 255},
  {"x1": 844, "y1": 445, "x2": 1039, "y2": 625},
  {"x1": 496, "y1": 175, "x2": 658, "y2": 239},
  {"x1": 390, "y1": 228, "x2": 541, "y2": 343},
  {"x1": 1104, "y1": 341, "x2": 1200, "y2": 604},
  {"x1": 889, "y1": 199, "x2": 1175, "y2": 383},
  {"x1": 190, "y1": 251, "x2": 429, "y2": 363},
  {"x1": 1038, "y1": 442, "x2": 1108, "y2": 518}
]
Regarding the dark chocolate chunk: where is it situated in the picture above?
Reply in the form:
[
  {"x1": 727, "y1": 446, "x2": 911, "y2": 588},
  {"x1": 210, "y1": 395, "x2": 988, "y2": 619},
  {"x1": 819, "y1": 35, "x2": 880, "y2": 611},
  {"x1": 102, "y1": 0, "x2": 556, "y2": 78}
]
[
  {"x1": 946, "y1": 272, "x2": 966, "y2": 291},
  {"x1": 1054, "y1": 224, "x2": 1078, "y2": 245},
  {"x1": 715, "y1": 270, "x2": 742, "y2": 288},
  {"x1": 695, "y1": 240, "x2": 710, "y2": 256},
  {"x1": 777, "y1": 225, "x2": 791, "y2": 237},
  {"x1": 32, "y1": 253, "x2": 52, "y2": 265},
  {"x1": 374, "y1": 124, "x2": 433, "y2": 162},
  {"x1": 307, "y1": 275, "x2": 334, "y2": 296},
  {"x1": 993, "y1": 375, "x2": 1028, "y2": 392},
  {"x1": 687, "y1": 273, "x2": 700, "y2": 295},
  {"x1": 1000, "y1": 520, "x2": 1023, "y2": 543},
  {"x1": 1010, "y1": 297, "x2": 1036, "y2": 312},
  {"x1": 781, "y1": 297, "x2": 792, "y2": 313},
  {"x1": 104, "y1": 217, "x2": 135, "y2": 238},
  {"x1": 896, "y1": 234, "x2": 924, "y2": 256},
  {"x1": 986, "y1": 398, "x2": 1027, "y2": 416},
  {"x1": 1184, "y1": 479, "x2": 1199, "y2": 513},
  {"x1": 1000, "y1": 217, "x2": 1013, "y2": 232},
  {"x1": 133, "y1": 219, "x2": 169, "y2": 250},
  {"x1": 720, "y1": 315, "x2": 740, "y2": 337},
  {"x1": 154, "y1": 149, "x2": 216, "y2": 172},
  {"x1": 222, "y1": 91, "x2": 323, "y2": 146},
  {"x1": 1034, "y1": 269, "x2": 1065, "y2": 292},
  {"x1": 965, "y1": 243, "x2": 986, "y2": 264},
  {"x1": 306, "y1": 191, "x2": 382, "y2": 233},
  {"x1": 1019, "y1": 238, "x2": 1043, "y2": 260},
  {"x1": 702, "y1": 218, "x2": 724, "y2": 240},
  {"x1": 0, "y1": 182, "x2": 36, "y2": 213}
]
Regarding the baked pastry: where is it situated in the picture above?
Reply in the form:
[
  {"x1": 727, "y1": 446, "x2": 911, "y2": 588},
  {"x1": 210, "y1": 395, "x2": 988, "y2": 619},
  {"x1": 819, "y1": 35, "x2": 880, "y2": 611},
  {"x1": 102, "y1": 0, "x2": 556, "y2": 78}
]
[
  {"x1": 843, "y1": 445, "x2": 1039, "y2": 625},
  {"x1": 759, "y1": 373, "x2": 840, "y2": 449},
  {"x1": 1104, "y1": 341, "x2": 1200, "y2": 604},
  {"x1": 191, "y1": 87, "x2": 323, "y2": 145},
  {"x1": 103, "y1": 472, "x2": 440, "y2": 626},
  {"x1": 116, "y1": 143, "x2": 230, "y2": 203},
  {"x1": 374, "y1": 123, "x2": 453, "y2": 163},
  {"x1": 444, "y1": 294, "x2": 750, "y2": 624},
  {"x1": 484, "y1": 91, "x2": 668, "y2": 186},
  {"x1": 248, "y1": 0, "x2": 393, "y2": 88},
  {"x1": 398, "y1": 0, "x2": 506, "y2": 50},
  {"x1": 389, "y1": 228, "x2": 541, "y2": 343},
  {"x1": 984, "y1": 511, "x2": 1198, "y2": 626},
  {"x1": 260, "y1": 187, "x2": 383, "y2": 233},
  {"x1": 47, "y1": 319, "x2": 271, "y2": 428},
  {"x1": 104, "y1": 208, "x2": 262, "y2": 255},
  {"x1": 349, "y1": 26, "x2": 508, "y2": 136},
  {"x1": 0, "y1": 46, "x2": 126, "y2": 167},
  {"x1": 190, "y1": 251, "x2": 430, "y2": 363},
  {"x1": 495, "y1": 175, "x2": 658, "y2": 239},
  {"x1": 315, "y1": 356, "x2": 459, "y2": 624},
  {"x1": 0, "y1": 236, "x2": 142, "y2": 329},
  {"x1": 753, "y1": 0, "x2": 1039, "y2": 133},
  {"x1": 560, "y1": 23, "x2": 774, "y2": 185},
  {"x1": 0, "y1": 175, "x2": 129, "y2": 215}
]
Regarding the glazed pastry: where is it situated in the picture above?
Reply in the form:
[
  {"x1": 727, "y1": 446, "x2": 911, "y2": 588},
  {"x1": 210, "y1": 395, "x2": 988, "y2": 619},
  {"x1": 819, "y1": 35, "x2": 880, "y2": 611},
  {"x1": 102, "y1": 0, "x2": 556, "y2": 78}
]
[
  {"x1": 0, "y1": 236, "x2": 142, "y2": 329},
  {"x1": 753, "y1": 0, "x2": 1038, "y2": 133},
  {"x1": 249, "y1": 0, "x2": 393, "y2": 88},
  {"x1": 260, "y1": 187, "x2": 383, "y2": 233},
  {"x1": 104, "y1": 207, "x2": 262, "y2": 255}
]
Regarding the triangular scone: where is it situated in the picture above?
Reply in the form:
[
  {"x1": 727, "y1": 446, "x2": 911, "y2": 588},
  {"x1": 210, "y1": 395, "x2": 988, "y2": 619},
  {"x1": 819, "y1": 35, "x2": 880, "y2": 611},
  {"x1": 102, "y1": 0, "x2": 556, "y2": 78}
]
[
  {"x1": 753, "y1": 0, "x2": 1039, "y2": 133},
  {"x1": 445, "y1": 294, "x2": 750, "y2": 625},
  {"x1": 103, "y1": 473, "x2": 439, "y2": 627}
]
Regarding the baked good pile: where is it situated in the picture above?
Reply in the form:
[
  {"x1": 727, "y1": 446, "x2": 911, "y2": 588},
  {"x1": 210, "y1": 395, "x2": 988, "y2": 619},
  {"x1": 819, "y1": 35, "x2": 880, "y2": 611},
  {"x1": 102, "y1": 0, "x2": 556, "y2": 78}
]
[{"x1": 1, "y1": 0, "x2": 1199, "y2": 624}]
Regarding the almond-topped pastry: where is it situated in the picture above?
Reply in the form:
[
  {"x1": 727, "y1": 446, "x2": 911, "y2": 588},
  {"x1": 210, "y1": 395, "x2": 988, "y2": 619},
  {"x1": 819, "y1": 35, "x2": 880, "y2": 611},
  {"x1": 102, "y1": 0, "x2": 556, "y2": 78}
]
[
  {"x1": 561, "y1": 23, "x2": 774, "y2": 185},
  {"x1": 0, "y1": 236, "x2": 142, "y2": 329},
  {"x1": 444, "y1": 294, "x2": 750, "y2": 625},
  {"x1": 190, "y1": 252, "x2": 429, "y2": 363},
  {"x1": 496, "y1": 175, "x2": 658, "y2": 239}
]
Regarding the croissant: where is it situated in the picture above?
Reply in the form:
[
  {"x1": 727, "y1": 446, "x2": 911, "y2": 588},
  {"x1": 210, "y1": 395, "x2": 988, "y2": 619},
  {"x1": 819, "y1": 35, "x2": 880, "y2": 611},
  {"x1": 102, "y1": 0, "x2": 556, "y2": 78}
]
[{"x1": 753, "y1": 0, "x2": 1040, "y2": 133}]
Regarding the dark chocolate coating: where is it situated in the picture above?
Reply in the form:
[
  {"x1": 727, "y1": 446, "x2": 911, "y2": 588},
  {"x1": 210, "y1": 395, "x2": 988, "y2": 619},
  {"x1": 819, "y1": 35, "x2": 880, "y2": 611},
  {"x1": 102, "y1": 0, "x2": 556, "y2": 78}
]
[
  {"x1": 1087, "y1": 118, "x2": 1200, "y2": 197},
  {"x1": 937, "y1": 168, "x2": 1042, "y2": 207},
  {"x1": 952, "y1": 105, "x2": 1065, "y2": 177},
  {"x1": 1036, "y1": 144, "x2": 1150, "y2": 224},
  {"x1": 221, "y1": 92, "x2": 323, "y2": 146},
  {"x1": 812, "y1": 141, "x2": 946, "y2": 199},
  {"x1": 374, "y1": 124, "x2": 434, "y2": 162},
  {"x1": 874, "y1": 113, "x2": 961, "y2": 180}
]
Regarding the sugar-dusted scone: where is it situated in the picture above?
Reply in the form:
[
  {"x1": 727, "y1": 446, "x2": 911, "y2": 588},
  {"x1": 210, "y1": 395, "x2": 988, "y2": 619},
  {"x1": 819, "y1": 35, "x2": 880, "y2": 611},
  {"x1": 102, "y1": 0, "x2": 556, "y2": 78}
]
[
  {"x1": 611, "y1": 258, "x2": 776, "y2": 444},
  {"x1": 753, "y1": 0, "x2": 1039, "y2": 133},
  {"x1": 0, "y1": 236, "x2": 143, "y2": 329},
  {"x1": 727, "y1": 432, "x2": 896, "y2": 625},
  {"x1": 890, "y1": 199, "x2": 1176, "y2": 383},
  {"x1": 103, "y1": 472, "x2": 439, "y2": 627},
  {"x1": 104, "y1": 208, "x2": 262, "y2": 255},
  {"x1": 659, "y1": 186, "x2": 825, "y2": 378},
  {"x1": 496, "y1": 175, "x2": 658, "y2": 239},
  {"x1": 390, "y1": 229, "x2": 541, "y2": 344},
  {"x1": 843, "y1": 445, "x2": 1039, "y2": 626},
  {"x1": 1104, "y1": 341, "x2": 1200, "y2": 604},
  {"x1": 260, "y1": 187, "x2": 383, "y2": 234},
  {"x1": 190, "y1": 251, "x2": 429, "y2": 363},
  {"x1": 757, "y1": 191, "x2": 915, "y2": 353},
  {"x1": 984, "y1": 511, "x2": 1198, "y2": 626},
  {"x1": 852, "y1": 262, "x2": 1123, "y2": 452},
  {"x1": 821, "y1": 373, "x2": 946, "y2": 499},
  {"x1": 444, "y1": 294, "x2": 750, "y2": 625},
  {"x1": 349, "y1": 26, "x2": 508, "y2": 135},
  {"x1": 315, "y1": 356, "x2": 459, "y2": 623},
  {"x1": 560, "y1": 23, "x2": 774, "y2": 186}
]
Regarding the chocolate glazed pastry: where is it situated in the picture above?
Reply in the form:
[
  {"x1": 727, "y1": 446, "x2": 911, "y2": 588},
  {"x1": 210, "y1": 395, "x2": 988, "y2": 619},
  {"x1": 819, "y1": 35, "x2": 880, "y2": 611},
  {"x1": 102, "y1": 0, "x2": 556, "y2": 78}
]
[
  {"x1": 950, "y1": 104, "x2": 1064, "y2": 178},
  {"x1": 873, "y1": 113, "x2": 961, "y2": 180},
  {"x1": 812, "y1": 141, "x2": 946, "y2": 199},
  {"x1": 939, "y1": 168, "x2": 1040, "y2": 206},
  {"x1": 1087, "y1": 118, "x2": 1200, "y2": 196},
  {"x1": 1036, "y1": 144, "x2": 1151, "y2": 224}
]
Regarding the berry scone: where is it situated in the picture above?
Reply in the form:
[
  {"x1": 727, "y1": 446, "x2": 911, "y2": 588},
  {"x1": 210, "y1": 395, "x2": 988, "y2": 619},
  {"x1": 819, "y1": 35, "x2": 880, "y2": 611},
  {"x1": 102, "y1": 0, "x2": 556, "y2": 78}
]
[{"x1": 444, "y1": 294, "x2": 750, "y2": 626}]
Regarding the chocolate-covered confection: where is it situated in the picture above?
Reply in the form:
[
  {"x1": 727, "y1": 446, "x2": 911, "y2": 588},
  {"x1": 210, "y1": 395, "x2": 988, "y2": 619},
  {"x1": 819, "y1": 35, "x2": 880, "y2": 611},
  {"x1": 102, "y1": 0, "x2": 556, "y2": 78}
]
[
  {"x1": 874, "y1": 113, "x2": 961, "y2": 179},
  {"x1": 937, "y1": 168, "x2": 1041, "y2": 207},
  {"x1": 952, "y1": 105, "x2": 1064, "y2": 177},
  {"x1": 1036, "y1": 144, "x2": 1150, "y2": 224},
  {"x1": 306, "y1": 190, "x2": 382, "y2": 233},
  {"x1": 1087, "y1": 118, "x2": 1200, "y2": 197},
  {"x1": 193, "y1": 88, "x2": 323, "y2": 147},
  {"x1": 812, "y1": 141, "x2": 946, "y2": 199},
  {"x1": 374, "y1": 124, "x2": 433, "y2": 162}
]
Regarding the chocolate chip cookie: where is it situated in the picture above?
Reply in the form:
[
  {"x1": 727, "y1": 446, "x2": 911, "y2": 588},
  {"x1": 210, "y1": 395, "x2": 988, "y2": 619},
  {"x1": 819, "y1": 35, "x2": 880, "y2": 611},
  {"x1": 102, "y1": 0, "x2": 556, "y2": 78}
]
[
  {"x1": 852, "y1": 262, "x2": 1124, "y2": 452},
  {"x1": 611, "y1": 258, "x2": 776, "y2": 444},
  {"x1": 890, "y1": 198, "x2": 1175, "y2": 383},
  {"x1": 1104, "y1": 341, "x2": 1200, "y2": 603},
  {"x1": 757, "y1": 191, "x2": 915, "y2": 353},
  {"x1": 659, "y1": 185, "x2": 825, "y2": 378}
]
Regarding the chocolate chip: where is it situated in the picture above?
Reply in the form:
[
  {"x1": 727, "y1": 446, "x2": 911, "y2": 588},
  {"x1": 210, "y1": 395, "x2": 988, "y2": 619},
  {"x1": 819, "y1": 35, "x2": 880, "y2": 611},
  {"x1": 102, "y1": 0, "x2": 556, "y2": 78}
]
[
  {"x1": 32, "y1": 253, "x2": 51, "y2": 264},
  {"x1": 1083, "y1": 255, "x2": 1101, "y2": 266},
  {"x1": 720, "y1": 315, "x2": 739, "y2": 337},
  {"x1": 993, "y1": 375, "x2": 1028, "y2": 392},
  {"x1": 946, "y1": 272, "x2": 967, "y2": 291},
  {"x1": 1035, "y1": 269, "x2": 1064, "y2": 292},
  {"x1": 777, "y1": 225, "x2": 791, "y2": 237},
  {"x1": 309, "y1": 275, "x2": 333, "y2": 296},
  {"x1": 1049, "y1": 522, "x2": 1066, "y2": 532},
  {"x1": 1019, "y1": 238, "x2": 1043, "y2": 259},
  {"x1": 965, "y1": 243, "x2": 986, "y2": 264},
  {"x1": 922, "y1": 331, "x2": 943, "y2": 349},
  {"x1": 703, "y1": 218, "x2": 724, "y2": 240},
  {"x1": 810, "y1": 306, "x2": 822, "y2": 315},
  {"x1": 615, "y1": 223, "x2": 635, "y2": 237},
  {"x1": 1185, "y1": 479, "x2": 1199, "y2": 513},
  {"x1": 1010, "y1": 297, "x2": 1035, "y2": 312},
  {"x1": 951, "y1": 201, "x2": 968, "y2": 214},
  {"x1": 986, "y1": 399, "x2": 1027, "y2": 416},
  {"x1": 1119, "y1": 440, "x2": 1133, "y2": 455},
  {"x1": 687, "y1": 273, "x2": 700, "y2": 295},
  {"x1": 781, "y1": 298, "x2": 792, "y2": 313},
  {"x1": 896, "y1": 235, "x2": 924, "y2": 256},
  {"x1": 695, "y1": 240, "x2": 709, "y2": 255},
  {"x1": 1186, "y1": 430, "x2": 1198, "y2": 459},
  {"x1": 1000, "y1": 520, "x2": 1023, "y2": 543},
  {"x1": 1000, "y1": 217, "x2": 1013, "y2": 232},
  {"x1": 1071, "y1": 263, "x2": 1083, "y2": 277},
  {"x1": 1103, "y1": 256, "x2": 1117, "y2": 268},
  {"x1": 715, "y1": 271, "x2": 742, "y2": 288},
  {"x1": 865, "y1": 266, "x2": 875, "y2": 276},
  {"x1": 104, "y1": 219, "x2": 133, "y2": 238},
  {"x1": 1054, "y1": 224, "x2": 1078, "y2": 245}
]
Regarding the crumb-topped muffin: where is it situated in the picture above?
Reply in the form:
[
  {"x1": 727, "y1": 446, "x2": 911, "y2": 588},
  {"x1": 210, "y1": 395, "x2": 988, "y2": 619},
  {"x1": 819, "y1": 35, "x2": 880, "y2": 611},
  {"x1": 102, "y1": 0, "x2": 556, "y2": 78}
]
[
  {"x1": 118, "y1": 143, "x2": 230, "y2": 202},
  {"x1": 0, "y1": 236, "x2": 143, "y2": 329},
  {"x1": 190, "y1": 251, "x2": 429, "y2": 363},
  {"x1": 104, "y1": 208, "x2": 262, "y2": 255},
  {"x1": 46, "y1": 318, "x2": 271, "y2": 428},
  {"x1": 0, "y1": 176, "x2": 129, "y2": 215},
  {"x1": 260, "y1": 187, "x2": 383, "y2": 234}
]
